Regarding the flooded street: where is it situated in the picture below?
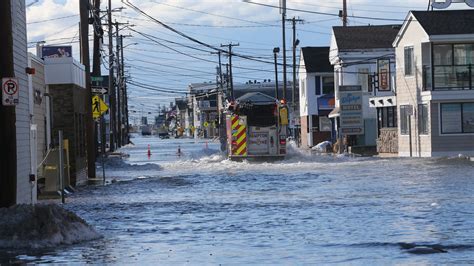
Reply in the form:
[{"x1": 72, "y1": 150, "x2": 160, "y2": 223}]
[{"x1": 2, "y1": 135, "x2": 474, "y2": 264}]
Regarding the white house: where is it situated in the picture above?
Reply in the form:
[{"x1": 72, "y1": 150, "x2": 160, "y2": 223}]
[
  {"x1": 298, "y1": 47, "x2": 334, "y2": 148},
  {"x1": 329, "y1": 25, "x2": 400, "y2": 150},
  {"x1": 393, "y1": 9, "x2": 474, "y2": 157}
]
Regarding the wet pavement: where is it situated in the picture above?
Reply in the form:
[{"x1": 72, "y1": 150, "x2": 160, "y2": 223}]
[{"x1": 2, "y1": 134, "x2": 474, "y2": 264}]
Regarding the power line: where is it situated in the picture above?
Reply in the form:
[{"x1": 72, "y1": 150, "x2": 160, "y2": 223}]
[
  {"x1": 242, "y1": 0, "x2": 405, "y2": 22},
  {"x1": 27, "y1": 14, "x2": 78, "y2": 24}
]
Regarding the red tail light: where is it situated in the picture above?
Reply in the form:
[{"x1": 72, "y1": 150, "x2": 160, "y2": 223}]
[{"x1": 280, "y1": 139, "x2": 286, "y2": 145}]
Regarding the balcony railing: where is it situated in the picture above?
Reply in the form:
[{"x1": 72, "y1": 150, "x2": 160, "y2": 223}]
[{"x1": 423, "y1": 64, "x2": 473, "y2": 91}]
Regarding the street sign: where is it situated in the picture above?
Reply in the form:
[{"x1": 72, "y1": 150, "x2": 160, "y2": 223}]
[
  {"x1": 92, "y1": 95, "x2": 109, "y2": 119},
  {"x1": 339, "y1": 85, "x2": 364, "y2": 135},
  {"x1": 91, "y1": 76, "x2": 104, "y2": 82},
  {"x1": 2, "y1": 78, "x2": 19, "y2": 106},
  {"x1": 91, "y1": 86, "x2": 108, "y2": 94}
]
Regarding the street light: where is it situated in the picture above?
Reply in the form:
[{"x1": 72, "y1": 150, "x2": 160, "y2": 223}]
[{"x1": 273, "y1": 47, "x2": 280, "y2": 100}]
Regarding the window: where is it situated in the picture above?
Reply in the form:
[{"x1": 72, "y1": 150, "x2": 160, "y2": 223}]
[
  {"x1": 454, "y1": 44, "x2": 474, "y2": 65},
  {"x1": 377, "y1": 106, "x2": 397, "y2": 130},
  {"x1": 441, "y1": 103, "x2": 462, "y2": 133},
  {"x1": 315, "y1": 76, "x2": 321, "y2": 95},
  {"x1": 322, "y1": 76, "x2": 334, "y2": 95},
  {"x1": 434, "y1": 44, "x2": 452, "y2": 65},
  {"x1": 301, "y1": 80, "x2": 306, "y2": 97},
  {"x1": 358, "y1": 68, "x2": 369, "y2": 92},
  {"x1": 441, "y1": 103, "x2": 474, "y2": 134},
  {"x1": 418, "y1": 104, "x2": 429, "y2": 135},
  {"x1": 399, "y1": 105, "x2": 412, "y2": 135},
  {"x1": 433, "y1": 43, "x2": 474, "y2": 90},
  {"x1": 404, "y1": 47, "x2": 414, "y2": 76}
]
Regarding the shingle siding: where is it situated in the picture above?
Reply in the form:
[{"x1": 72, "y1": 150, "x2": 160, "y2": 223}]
[{"x1": 12, "y1": 0, "x2": 32, "y2": 204}]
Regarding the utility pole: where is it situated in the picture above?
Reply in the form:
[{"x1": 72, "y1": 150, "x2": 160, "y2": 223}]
[
  {"x1": 80, "y1": 0, "x2": 96, "y2": 179},
  {"x1": 281, "y1": 0, "x2": 287, "y2": 100},
  {"x1": 120, "y1": 35, "x2": 130, "y2": 144},
  {"x1": 273, "y1": 47, "x2": 280, "y2": 100},
  {"x1": 91, "y1": 0, "x2": 106, "y2": 160},
  {"x1": 211, "y1": 51, "x2": 223, "y2": 90},
  {"x1": 221, "y1": 43, "x2": 239, "y2": 99},
  {"x1": 225, "y1": 63, "x2": 229, "y2": 92},
  {"x1": 341, "y1": 0, "x2": 348, "y2": 26},
  {"x1": 108, "y1": 0, "x2": 116, "y2": 152},
  {"x1": 115, "y1": 21, "x2": 122, "y2": 148},
  {"x1": 0, "y1": 0, "x2": 17, "y2": 207},
  {"x1": 286, "y1": 17, "x2": 304, "y2": 107}
]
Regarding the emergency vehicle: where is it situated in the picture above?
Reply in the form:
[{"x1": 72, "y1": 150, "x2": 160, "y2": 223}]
[{"x1": 225, "y1": 92, "x2": 288, "y2": 160}]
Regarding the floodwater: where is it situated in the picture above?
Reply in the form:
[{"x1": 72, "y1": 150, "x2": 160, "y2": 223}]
[{"x1": 2, "y1": 135, "x2": 474, "y2": 264}]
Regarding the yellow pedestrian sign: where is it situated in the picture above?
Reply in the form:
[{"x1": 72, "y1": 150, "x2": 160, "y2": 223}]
[{"x1": 92, "y1": 95, "x2": 108, "y2": 119}]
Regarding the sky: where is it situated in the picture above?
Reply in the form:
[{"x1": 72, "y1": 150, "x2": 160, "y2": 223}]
[{"x1": 25, "y1": 0, "x2": 446, "y2": 121}]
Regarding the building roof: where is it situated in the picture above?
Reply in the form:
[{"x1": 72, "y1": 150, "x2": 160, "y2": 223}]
[
  {"x1": 332, "y1": 25, "x2": 401, "y2": 50},
  {"x1": 300, "y1": 47, "x2": 333, "y2": 73},
  {"x1": 411, "y1": 10, "x2": 474, "y2": 36},
  {"x1": 237, "y1": 92, "x2": 276, "y2": 104}
]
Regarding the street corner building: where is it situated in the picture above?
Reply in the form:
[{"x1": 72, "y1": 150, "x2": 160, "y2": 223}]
[
  {"x1": 393, "y1": 9, "x2": 474, "y2": 157},
  {"x1": 298, "y1": 46, "x2": 335, "y2": 149},
  {"x1": 8, "y1": 0, "x2": 33, "y2": 204},
  {"x1": 328, "y1": 24, "x2": 401, "y2": 155}
]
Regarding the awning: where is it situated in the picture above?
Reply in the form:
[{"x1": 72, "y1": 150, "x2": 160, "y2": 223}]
[{"x1": 328, "y1": 107, "x2": 340, "y2": 118}]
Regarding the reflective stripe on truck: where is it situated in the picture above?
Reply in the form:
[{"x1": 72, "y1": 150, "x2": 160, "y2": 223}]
[{"x1": 231, "y1": 115, "x2": 247, "y2": 156}]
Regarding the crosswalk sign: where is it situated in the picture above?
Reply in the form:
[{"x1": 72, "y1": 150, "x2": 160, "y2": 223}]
[{"x1": 92, "y1": 95, "x2": 108, "y2": 119}]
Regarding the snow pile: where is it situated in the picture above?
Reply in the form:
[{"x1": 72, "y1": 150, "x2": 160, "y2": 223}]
[
  {"x1": 0, "y1": 204, "x2": 101, "y2": 249},
  {"x1": 311, "y1": 141, "x2": 332, "y2": 152}
]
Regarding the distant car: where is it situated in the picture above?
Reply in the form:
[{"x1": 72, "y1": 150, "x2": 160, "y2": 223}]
[{"x1": 158, "y1": 132, "x2": 169, "y2": 139}]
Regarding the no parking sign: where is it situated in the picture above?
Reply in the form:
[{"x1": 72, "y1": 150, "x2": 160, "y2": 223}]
[{"x1": 2, "y1": 78, "x2": 19, "y2": 106}]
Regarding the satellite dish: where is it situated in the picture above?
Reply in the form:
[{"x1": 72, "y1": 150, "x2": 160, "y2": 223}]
[{"x1": 431, "y1": 0, "x2": 452, "y2": 9}]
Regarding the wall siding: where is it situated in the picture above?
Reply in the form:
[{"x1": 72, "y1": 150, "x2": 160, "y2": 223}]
[
  {"x1": 12, "y1": 0, "x2": 32, "y2": 204},
  {"x1": 430, "y1": 102, "x2": 474, "y2": 156}
]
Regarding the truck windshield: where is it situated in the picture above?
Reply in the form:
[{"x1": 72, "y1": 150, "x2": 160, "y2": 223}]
[{"x1": 239, "y1": 104, "x2": 277, "y2": 127}]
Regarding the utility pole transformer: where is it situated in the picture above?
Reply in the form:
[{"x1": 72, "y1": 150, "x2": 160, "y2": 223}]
[
  {"x1": 80, "y1": 0, "x2": 96, "y2": 179},
  {"x1": 0, "y1": 0, "x2": 17, "y2": 207}
]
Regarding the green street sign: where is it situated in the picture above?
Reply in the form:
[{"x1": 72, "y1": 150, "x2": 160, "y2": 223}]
[{"x1": 91, "y1": 76, "x2": 103, "y2": 82}]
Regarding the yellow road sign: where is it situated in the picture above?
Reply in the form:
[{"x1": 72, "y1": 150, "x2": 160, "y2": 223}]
[
  {"x1": 203, "y1": 121, "x2": 209, "y2": 127},
  {"x1": 92, "y1": 95, "x2": 108, "y2": 119}
]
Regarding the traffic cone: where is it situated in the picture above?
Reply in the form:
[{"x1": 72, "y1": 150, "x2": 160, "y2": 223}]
[{"x1": 147, "y1": 144, "x2": 151, "y2": 157}]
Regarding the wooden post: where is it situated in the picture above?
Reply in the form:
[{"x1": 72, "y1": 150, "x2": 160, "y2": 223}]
[{"x1": 0, "y1": 0, "x2": 17, "y2": 207}]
